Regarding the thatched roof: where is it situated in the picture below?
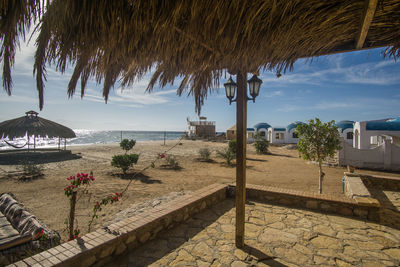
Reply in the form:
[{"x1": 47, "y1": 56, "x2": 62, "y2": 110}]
[
  {"x1": 1, "y1": 0, "x2": 400, "y2": 113},
  {"x1": 0, "y1": 111, "x2": 76, "y2": 139}
]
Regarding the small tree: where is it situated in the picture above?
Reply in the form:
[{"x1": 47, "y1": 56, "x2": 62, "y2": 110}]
[
  {"x1": 112, "y1": 139, "x2": 139, "y2": 174},
  {"x1": 217, "y1": 148, "x2": 236, "y2": 166},
  {"x1": 111, "y1": 154, "x2": 139, "y2": 174},
  {"x1": 228, "y1": 139, "x2": 237, "y2": 154},
  {"x1": 253, "y1": 133, "x2": 269, "y2": 154},
  {"x1": 296, "y1": 118, "x2": 341, "y2": 194},
  {"x1": 120, "y1": 139, "x2": 136, "y2": 154}
]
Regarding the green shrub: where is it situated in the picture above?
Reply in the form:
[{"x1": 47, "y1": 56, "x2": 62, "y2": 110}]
[
  {"x1": 111, "y1": 154, "x2": 139, "y2": 174},
  {"x1": 120, "y1": 139, "x2": 136, "y2": 153},
  {"x1": 217, "y1": 148, "x2": 236, "y2": 166},
  {"x1": 18, "y1": 161, "x2": 44, "y2": 180},
  {"x1": 228, "y1": 139, "x2": 237, "y2": 154},
  {"x1": 199, "y1": 148, "x2": 211, "y2": 161},
  {"x1": 254, "y1": 133, "x2": 269, "y2": 154},
  {"x1": 254, "y1": 139, "x2": 269, "y2": 154},
  {"x1": 165, "y1": 155, "x2": 180, "y2": 169}
]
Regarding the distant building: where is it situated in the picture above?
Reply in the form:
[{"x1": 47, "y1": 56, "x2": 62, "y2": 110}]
[
  {"x1": 285, "y1": 121, "x2": 304, "y2": 144},
  {"x1": 226, "y1": 125, "x2": 257, "y2": 142},
  {"x1": 253, "y1": 122, "x2": 271, "y2": 140},
  {"x1": 336, "y1": 120, "x2": 354, "y2": 145},
  {"x1": 187, "y1": 116, "x2": 216, "y2": 138},
  {"x1": 267, "y1": 127, "x2": 286, "y2": 144},
  {"x1": 353, "y1": 117, "x2": 400, "y2": 149},
  {"x1": 226, "y1": 125, "x2": 236, "y2": 140}
]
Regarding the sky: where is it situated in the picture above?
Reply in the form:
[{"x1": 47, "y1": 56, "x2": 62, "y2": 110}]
[{"x1": 1, "y1": 36, "x2": 400, "y2": 132}]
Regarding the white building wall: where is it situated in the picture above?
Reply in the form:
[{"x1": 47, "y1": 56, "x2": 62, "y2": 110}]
[
  {"x1": 354, "y1": 121, "x2": 400, "y2": 149},
  {"x1": 255, "y1": 128, "x2": 268, "y2": 141},
  {"x1": 267, "y1": 128, "x2": 286, "y2": 144},
  {"x1": 285, "y1": 129, "x2": 299, "y2": 144},
  {"x1": 338, "y1": 138, "x2": 400, "y2": 171},
  {"x1": 340, "y1": 128, "x2": 354, "y2": 146}
]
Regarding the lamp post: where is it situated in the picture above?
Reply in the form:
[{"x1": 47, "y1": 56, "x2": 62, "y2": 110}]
[{"x1": 224, "y1": 73, "x2": 262, "y2": 248}]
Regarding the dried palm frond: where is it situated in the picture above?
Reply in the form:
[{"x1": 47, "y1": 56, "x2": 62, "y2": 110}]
[
  {"x1": 1, "y1": 0, "x2": 400, "y2": 113},
  {"x1": 0, "y1": 0, "x2": 46, "y2": 95}
]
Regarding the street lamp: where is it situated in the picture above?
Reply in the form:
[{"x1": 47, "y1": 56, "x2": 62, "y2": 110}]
[
  {"x1": 223, "y1": 72, "x2": 263, "y2": 248},
  {"x1": 224, "y1": 74, "x2": 262, "y2": 104}
]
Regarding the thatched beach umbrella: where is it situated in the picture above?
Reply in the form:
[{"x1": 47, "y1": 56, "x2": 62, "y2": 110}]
[
  {"x1": 0, "y1": 111, "x2": 76, "y2": 150},
  {"x1": 1, "y1": 0, "x2": 400, "y2": 247}
]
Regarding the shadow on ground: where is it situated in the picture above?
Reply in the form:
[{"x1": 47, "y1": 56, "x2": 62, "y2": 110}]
[
  {"x1": 107, "y1": 200, "x2": 288, "y2": 267},
  {"x1": 246, "y1": 157, "x2": 267, "y2": 162},
  {"x1": 0, "y1": 149, "x2": 81, "y2": 165},
  {"x1": 369, "y1": 188, "x2": 400, "y2": 230},
  {"x1": 112, "y1": 172, "x2": 162, "y2": 184}
]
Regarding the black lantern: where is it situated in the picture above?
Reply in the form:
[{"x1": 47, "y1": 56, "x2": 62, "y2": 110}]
[
  {"x1": 224, "y1": 76, "x2": 237, "y2": 104},
  {"x1": 224, "y1": 74, "x2": 262, "y2": 104},
  {"x1": 247, "y1": 75, "x2": 262, "y2": 102}
]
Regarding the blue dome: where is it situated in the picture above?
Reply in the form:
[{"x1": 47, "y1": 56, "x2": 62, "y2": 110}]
[
  {"x1": 366, "y1": 120, "x2": 400, "y2": 131},
  {"x1": 254, "y1": 122, "x2": 271, "y2": 131},
  {"x1": 387, "y1": 117, "x2": 400, "y2": 123},
  {"x1": 335, "y1": 120, "x2": 354, "y2": 133},
  {"x1": 287, "y1": 121, "x2": 304, "y2": 132}
]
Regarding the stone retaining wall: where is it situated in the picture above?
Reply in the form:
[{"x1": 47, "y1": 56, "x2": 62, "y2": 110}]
[
  {"x1": 239, "y1": 184, "x2": 380, "y2": 221},
  {"x1": 9, "y1": 183, "x2": 227, "y2": 267},
  {"x1": 357, "y1": 173, "x2": 400, "y2": 191}
]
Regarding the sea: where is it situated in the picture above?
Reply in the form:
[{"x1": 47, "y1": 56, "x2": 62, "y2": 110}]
[{"x1": 0, "y1": 130, "x2": 185, "y2": 150}]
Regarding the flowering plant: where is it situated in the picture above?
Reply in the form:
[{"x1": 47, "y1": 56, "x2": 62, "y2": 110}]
[
  {"x1": 67, "y1": 229, "x2": 80, "y2": 241},
  {"x1": 64, "y1": 173, "x2": 95, "y2": 197}
]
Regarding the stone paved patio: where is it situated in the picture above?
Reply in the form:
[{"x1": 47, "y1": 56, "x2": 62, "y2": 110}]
[{"x1": 108, "y1": 199, "x2": 400, "y2": 267}]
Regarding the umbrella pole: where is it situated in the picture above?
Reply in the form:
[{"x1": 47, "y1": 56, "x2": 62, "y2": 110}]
[
  {"x1": 27, "y1": 135, "x2": 30, "y2": 151},
  {"x1": 34, "y1": 135, "x2": 36, "y2": 152}
]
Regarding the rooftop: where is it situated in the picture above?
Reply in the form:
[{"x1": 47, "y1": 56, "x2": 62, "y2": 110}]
[
  {"x1": 254, "y1": 123, "x2": 271, "y2": 131},
  {"x1": 336, "y1": 120, "x2": 355, "y2": 133}
]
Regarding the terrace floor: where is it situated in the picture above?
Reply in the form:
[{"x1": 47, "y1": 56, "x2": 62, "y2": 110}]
[{"x1": 109, "y1": 198, "x2": 400, "y2": 267}]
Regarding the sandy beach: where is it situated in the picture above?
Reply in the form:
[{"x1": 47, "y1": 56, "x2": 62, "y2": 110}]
[{"x1": 1, "y1": 140, "x2": 399, "y2": 242}]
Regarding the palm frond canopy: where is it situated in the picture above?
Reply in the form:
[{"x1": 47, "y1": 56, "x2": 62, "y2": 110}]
[
  {"x1": 0, "y1": 111, "x2": 76, "y2": 139},
  {"x1": 1, "y1": 0, "x2": 400, "y2": 113}
]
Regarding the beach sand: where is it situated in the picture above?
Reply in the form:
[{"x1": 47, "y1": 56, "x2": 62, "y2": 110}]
[{"x1": 0, "y1": 140, "x2": 399, "y2": 241}]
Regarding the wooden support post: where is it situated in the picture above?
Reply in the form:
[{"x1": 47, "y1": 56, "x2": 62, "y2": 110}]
[
  {"x1": 355, "y1": 0, "x2": 378, "y2": 49},
  {"x1": 235, "y1": 71, "x2": 247, "y2": 248}
]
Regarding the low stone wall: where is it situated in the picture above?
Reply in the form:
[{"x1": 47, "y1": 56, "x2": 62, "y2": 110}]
[
  {"x1": 238, "y1": 184, "x2": 380, "y2": 221},
  {"x1": 10, "y1": 183, "x2": 227, "y2": 267},
  {"x1": 343, "y1": 174, "x2": 371, "y2": 198},
  {"x1": 357, "y1": 173, "x2": 400, "y2": 191}
]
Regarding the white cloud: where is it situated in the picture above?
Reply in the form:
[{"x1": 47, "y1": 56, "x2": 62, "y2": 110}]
[
  {"x1": 277, "y1": 97, "x2": 398, "y2": 112},
  {"x1": 261, "y1": 58, "x2": 400, "y2": 87},
  {"x1": 263, "y1": 90, "x2": 283, "y2": 98},
  {"x1": 0, "y1": 94, "x2": 37, "y2": 104}
]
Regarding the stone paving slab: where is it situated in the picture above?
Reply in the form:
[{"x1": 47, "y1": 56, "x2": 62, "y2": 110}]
[{"x1": 109, "y1": 199, "x2": 400, "y2": 267}]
